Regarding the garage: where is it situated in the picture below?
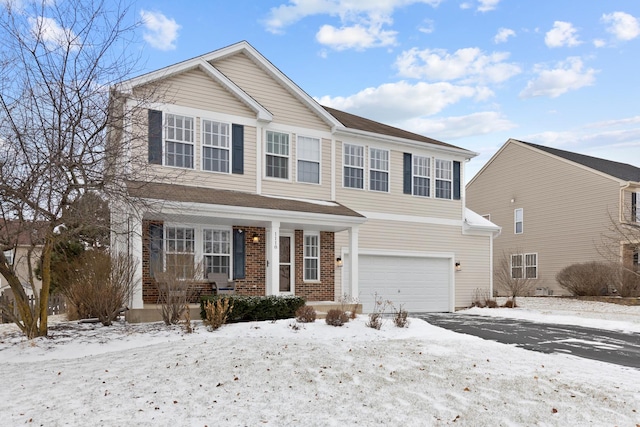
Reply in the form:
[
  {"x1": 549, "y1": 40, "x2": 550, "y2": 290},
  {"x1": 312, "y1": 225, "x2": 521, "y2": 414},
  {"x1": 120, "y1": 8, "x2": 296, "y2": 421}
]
[{"x1": 343, "y1": 254, "x2": 452, "y2": 313}]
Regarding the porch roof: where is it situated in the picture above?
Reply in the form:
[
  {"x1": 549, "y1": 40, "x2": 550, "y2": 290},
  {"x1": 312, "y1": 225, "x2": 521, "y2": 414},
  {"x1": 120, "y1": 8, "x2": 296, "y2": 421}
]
[{"x1": 126, "y1": 181, "x2": 365, "y2": 229}]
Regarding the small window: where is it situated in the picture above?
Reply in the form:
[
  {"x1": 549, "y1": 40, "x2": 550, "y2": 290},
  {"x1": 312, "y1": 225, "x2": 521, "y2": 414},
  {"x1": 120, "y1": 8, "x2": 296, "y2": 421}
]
[
  {"x1": 297, "y1": 136, "x2": 320, "y2": 184},
  {"x1": 3, "y1": 249, "x2": 14, "y2": 265},
  {"x1": 343, "y1": 144, "x2": 364, "y2": 189},
  {"x1": 515, "y1": 208, "x2": 523, "y2": 234},
  {"x1": 435, "y1": 159, "x2": 452, "y2": 199},
  {"x1": 203, "y1": 229, "x2": 231, "y2": 277},
  {"x1": 412, "y1": 155, "x2": 430, "y2": 197},
  {"x1": 266, "y1": 131, "x2": 289, "y2": 179},
  {"x1": 165, "y1": 226, "x2": 195, "y2": 278},
  {"x1": 303, "y1": 234, "x2": 319, "y2": 281},
  {"x1": 369, "y1": 148, "x2": 389, "y2": 192},
  {"x1": 202, "y1": 119, "x2": 230, "y2": 173},
  {"x1": 165, "y1": 114, "x2": 194, "y2": 169}
]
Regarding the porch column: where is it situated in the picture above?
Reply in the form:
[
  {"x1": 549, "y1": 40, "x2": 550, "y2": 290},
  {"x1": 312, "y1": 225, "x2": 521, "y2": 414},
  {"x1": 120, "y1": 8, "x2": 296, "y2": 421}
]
[
  {"x1": 129, "y1": 212, "x2": 144, "y2": 309},
  {"x1": 266, "y1": 221, "x2": 280, "y2": 295},
  {"x1": 348, "y1": 225, "x2": 359, "y2": 299}
]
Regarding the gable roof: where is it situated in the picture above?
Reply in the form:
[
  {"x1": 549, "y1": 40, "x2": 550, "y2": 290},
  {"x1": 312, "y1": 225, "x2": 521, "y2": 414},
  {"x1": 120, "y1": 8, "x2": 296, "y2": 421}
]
[
  {"x1": 323, "y1": 106, "x2": 467, "y2": 152},
  {"x1": 516, "y1": 140, "x2": 640, "y2": 182}
]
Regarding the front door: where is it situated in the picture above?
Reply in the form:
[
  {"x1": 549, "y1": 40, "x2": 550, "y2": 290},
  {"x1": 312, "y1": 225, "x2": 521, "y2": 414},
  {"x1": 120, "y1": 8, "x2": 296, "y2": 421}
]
[{"x1": 279, "y1": 235, "x2": 294, "y2": 293}]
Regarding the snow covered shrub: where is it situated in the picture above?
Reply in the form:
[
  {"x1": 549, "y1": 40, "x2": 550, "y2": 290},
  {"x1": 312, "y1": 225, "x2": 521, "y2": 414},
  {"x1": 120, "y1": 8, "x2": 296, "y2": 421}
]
[
  {"x1": 556, "y1": 262, "x2": 613, "y2": 296},
  {"x1": 392, "y1": 304, "x2": 409, "y2": 328},
  {"x1": 295, "y1": 305, "x2": 317, "y2": 323},
  {"x1": 366, "y1": 294, "x2": 389, "y2": 330},
  {"x1": 203, "y1": 298, "x2": 233, "y2": 331},
  {"x1": 325, "y1": 309, "x2": 349, "y2": 326},
  {"x1": 339, "y1": 294, "x2": 360, "y2": 319}
]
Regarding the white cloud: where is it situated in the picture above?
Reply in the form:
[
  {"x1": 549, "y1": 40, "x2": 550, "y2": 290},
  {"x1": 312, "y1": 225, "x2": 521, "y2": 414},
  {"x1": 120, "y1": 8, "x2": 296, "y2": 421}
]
[
  {"x1": 602, "y1": 11, "x2": 640, "y2": 41},
  {"x1": 478, "y1": 0, "x2": 500, "y2": 12},
  {"x1": 316, "y1": 80, "x2": 491, "y2": 122},
  {"x1": 520, "y1": 57, "x2": 597, "y2": 98},
  {"x1": 545, "y1": 21, "x2": 581, "y2": 48},
  {"x1": 316, "y1": 22, "x2": 397, "y2": 50},
  {"x1": 418, "y1": 19, "x2": 434, "y2": 34},
  {"x1": 28, "y1": 16, "x2": 79, "y2": 50},
  {"x1": 140, "y1": 10, "x2": 180, "y2": 51},
  {"x1": 264, "y1": 0, "x2": 441, "y2": 50},
  {"x1": 494, "y1": 27, "x2": 515, "y2": 44},
  {"x1": 395, "y1": 47, "x2": 521, "y2": 84},
  {"x1": 401, "y1": 111, "x2": 516, "y2": 140},
  {"x1": 593, "y1": 39, "x2": 606, "y2": 48}
]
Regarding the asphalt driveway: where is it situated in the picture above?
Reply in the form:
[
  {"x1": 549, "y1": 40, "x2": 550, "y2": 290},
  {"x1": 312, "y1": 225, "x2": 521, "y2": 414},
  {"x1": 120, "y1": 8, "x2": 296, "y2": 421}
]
[{"x1": 416, "y1": 313, "x2": 640, "y2": 369}]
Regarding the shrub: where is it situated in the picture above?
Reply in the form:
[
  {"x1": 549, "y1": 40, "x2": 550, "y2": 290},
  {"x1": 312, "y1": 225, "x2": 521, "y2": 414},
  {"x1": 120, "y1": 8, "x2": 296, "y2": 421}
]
[
  {"x1": 485, "y1": 299, "x2": 498, "y2": 308},
  {"x1": 325, "y1": 309, "x2": 349, "y2": 326},
  {"x1": 611, "y1": 265, "x2": 640, "y2": 297},
  {"x1": 155, "y1": 271, "x2": 198, "y2": 325},
  {"x1": 203, "y1": 299, "x2": 233, "y2": 330},
  {"x1": 366, "y1": 312, "x2": 383, "y2": 330},
  {"x1": 295, "y1": 305, "x2": 317, "y2": 323},
  {"x1": 471, "y1": 288, "x2": 496, "y2": 308},
  {"x1": 339, "y1": 294, "x2": 360, "y2": 319},
  {"x1": 366, "y1": 293, "x2": 389, "y2": 330},
  {"x1": 556, "y1": 262, "x2": 614, "y2": 296},
  {"x1": 393, "y1": 304, "x2": 409, "y2": 328},
  {"x1": 502, "y1": 299, "x2": 516, "y2": 308},
  {"x1": 200, "y1": 295, "x2": 305, "y2": 323}
]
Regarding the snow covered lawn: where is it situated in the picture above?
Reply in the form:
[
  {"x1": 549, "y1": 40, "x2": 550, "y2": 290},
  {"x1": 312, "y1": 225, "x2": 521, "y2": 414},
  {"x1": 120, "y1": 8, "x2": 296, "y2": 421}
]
[{"x1": 1, "y1": 298, "x2": 639, "y2": 426}]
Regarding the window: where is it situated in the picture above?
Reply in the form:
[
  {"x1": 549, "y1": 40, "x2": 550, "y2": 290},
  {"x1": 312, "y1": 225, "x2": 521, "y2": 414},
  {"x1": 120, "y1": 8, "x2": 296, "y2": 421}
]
[
  {"x1": 266, "y1": 131, "x2": 289, "y2": 179},
  {"x1": 297, "y1": 136, "x2": 320, "y2": 183},
  {"x1": 3, "y1": 249, "x2": 14, "y2": 265},
  {"x1": 165, "y1": 114, "x2": 194, "y2": 168},
  {"x1": 369, "y1": 148, "x2": 389, "y2": 192},
  {"x1": 202, "y1": 119, "x2": 230, "y2": 173},
  {"x1": 344, "y1": 144, "x2": 364, "y2": 189},
  {"x1": 304, "y1": 234, "x2": 319, "y2": 281},
  {"x1": 511, "y1": 253, "x2": 537, "y2": 279},
  {"x1": 203, "y1": 229, "x2": 231, "y2": 277},
  {"x1": 514, "y1": 208, "x2": 523, "y2": 234},
  {"x1": 435, "y1": 159, "x2": 452, "y2": 199},
  {"x1": 412, "y1": 155, "x2": 430, "y2": 197},
  {"x1": 165, "y1": 226, "x2": 195, "y2": 278}
]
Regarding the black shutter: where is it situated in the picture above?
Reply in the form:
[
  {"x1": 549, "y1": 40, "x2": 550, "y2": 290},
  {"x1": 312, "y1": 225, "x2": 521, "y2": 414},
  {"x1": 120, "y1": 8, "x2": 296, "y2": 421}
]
[
  {"x1": 149, "y1": 223, "x2": 163, "y2": 277},
  {"x1": 148, "y1": 109, "x2": 163, "y2": 165},
  {"x1": 232, "y1": 124, "x2": 244, "y2": 174},
  {"x1": 632, "y1": 192, "x2": 637, "y2": 222},
  {"x1": 233, "y1": 229, "x2": 246, "y2": 279},
  {"x1": 453, "y1": 161, "x2": 461, "y2": 200},
  {"x1": 403, "y1": 153, "x2": 412, "y2": 194}
]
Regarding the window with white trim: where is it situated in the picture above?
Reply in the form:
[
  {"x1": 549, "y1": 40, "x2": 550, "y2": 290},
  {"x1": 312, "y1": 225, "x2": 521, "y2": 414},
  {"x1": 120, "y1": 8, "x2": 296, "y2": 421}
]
[
  {"x1": 165, "y1": 226, "x2": 195, "y2": 278},
  {"x1": 202, "y1": 119, "x2": 230, "y2": 173},
  {"x1": 343, "y1": 143, "x2": 364, "y2": 189},
  {"x1": 412, "y1": 155, "x2": 430, "y2": 197},
  {"x1": 297, "y1": 136, "x2": 320, "y2": 184},
  {"x1": 515, "y1": 208, "x2": 523, "y2": 234},
  {"x1": 435, "y1": 159, "x2": 452, "y2": 199},
  {"x1": 203, "y1": 228, "x2": 231, "y2": 277},
  {"x1": 303, "y1": 234, "x2": 319, "y2": 281},
  {"x1": 165, "y1": 114, "x2": 194, "y2": 168},
  {"x1": 369, "y1": 148, "x2": 389, "y2": 192},
  {"x1": 266, "y1": 131, "x2": 289, "y2": 179},
  {"x1": 511, "y1": 253, "x2": 537, "y2": 279},
  {"x1": 3, "y1": 249, "x2": 14, "y2": 265}
]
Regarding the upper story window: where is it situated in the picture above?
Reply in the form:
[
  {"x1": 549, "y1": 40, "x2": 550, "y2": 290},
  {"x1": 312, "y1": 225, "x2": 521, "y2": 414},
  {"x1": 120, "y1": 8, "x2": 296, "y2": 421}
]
[
  {"x1": 514, "y1": 208, "x2": 523, "y2": 234},
  {"x1": 412, "y1": 155, "x2": 431, "y2": 197},
  {"x1": 369, "y1": 148, "x2": 389, "y2": 192},
  {"x1": 435, "y1": 159, "x2": 452, "y2": 199},
  {"x1": 303, "y1": 233, "x2": 319, "y2": 281},
  {"x1": 203, "y1": 228, "x2": 231, "y2": 277},
  {"x1": 165, "y1": 114, "x2": 194, "y2": 169},
  {"x1": 202, "y1": 119, "x2": 230, "y2": 173},
  {"x1": 266, "y1": 131, "x2": 289, "y2": 179},
  {"x1": 297, "y1": 136, "x2": 320, "y2": 184},
  {"x1": 165, "y1": 226, "x2": 195, "y2": 278},
  {"x1": 343, "y1": 143, "x2": 364, "y2": 189}
]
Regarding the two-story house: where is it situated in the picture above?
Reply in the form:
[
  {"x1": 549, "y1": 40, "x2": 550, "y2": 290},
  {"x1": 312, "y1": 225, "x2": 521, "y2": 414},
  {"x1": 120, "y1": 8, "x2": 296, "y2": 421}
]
[
  {"x1": 466, "y1": 138, "x2": 640, "y2": 296},
  {"x1": 111, "y1": 41, "x2": 500, "y2": 322}
]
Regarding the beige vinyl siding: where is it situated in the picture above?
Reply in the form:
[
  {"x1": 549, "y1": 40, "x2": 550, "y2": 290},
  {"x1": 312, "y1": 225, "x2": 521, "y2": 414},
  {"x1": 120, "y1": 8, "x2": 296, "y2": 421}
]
[
  {"x1": 335, "y1": 140, "x2": 463, "y2": 219},
  {"x1": 0, "y1": 246, "x2": 42, "y2": 293},
  {"x1": 335, "y1": 219, "x2": 491, "y2": 309},
  {"x1": 213, "y1": 53, "x2": 330, "y2": 131},
  {"x1": 467, "y1": 141, "x2": 621, "y2": 295},
  {"x1": 261, "y1": 135, "x2": 332, "y2": 200}
]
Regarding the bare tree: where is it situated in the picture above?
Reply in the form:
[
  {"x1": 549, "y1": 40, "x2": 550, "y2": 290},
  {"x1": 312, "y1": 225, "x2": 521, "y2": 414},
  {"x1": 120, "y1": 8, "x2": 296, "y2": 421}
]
[
  {"x1": 0, "y1": 0, "x2": 156, "y2": 338},
  {"x1": 494, "y1": 250, "x2": 536, "y2": 306}
]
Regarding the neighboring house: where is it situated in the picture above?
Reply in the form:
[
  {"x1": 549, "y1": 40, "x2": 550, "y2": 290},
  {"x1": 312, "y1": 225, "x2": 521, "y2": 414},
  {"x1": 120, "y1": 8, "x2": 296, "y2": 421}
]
[
  {"x1": 0, "y1": 222, "x2": 42, "y2": 296},
  {"x1": 466, "y1": 138, "x2": 640, "y2": 296},
  {"x1": 111, "y1": 41, "x2": 500, "y2": 322}
]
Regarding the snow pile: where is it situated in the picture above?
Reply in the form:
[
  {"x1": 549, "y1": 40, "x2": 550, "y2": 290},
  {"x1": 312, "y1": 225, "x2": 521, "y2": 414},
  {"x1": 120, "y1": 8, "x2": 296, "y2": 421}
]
[{"x1": 0, "y1": 298, "x2": 639, "y2": 426}]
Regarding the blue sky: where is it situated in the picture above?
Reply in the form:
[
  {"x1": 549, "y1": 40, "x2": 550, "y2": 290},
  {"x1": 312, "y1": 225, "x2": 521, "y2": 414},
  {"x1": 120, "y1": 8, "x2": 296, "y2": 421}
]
[{"x1": 132, "y1": 0, "x2": 640, "y2": 179}]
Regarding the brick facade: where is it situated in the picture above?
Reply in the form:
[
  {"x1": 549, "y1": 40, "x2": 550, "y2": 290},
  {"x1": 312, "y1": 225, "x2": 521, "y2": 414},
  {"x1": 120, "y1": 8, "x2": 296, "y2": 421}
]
[{"x1": 294, "y1": 230, "x2": 335, "y2": 301}]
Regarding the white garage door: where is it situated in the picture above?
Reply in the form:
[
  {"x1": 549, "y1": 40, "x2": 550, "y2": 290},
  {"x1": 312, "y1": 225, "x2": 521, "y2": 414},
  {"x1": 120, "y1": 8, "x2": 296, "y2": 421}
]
[{"x1": 344, "y1": 254, "x2": 451, "y2": 313}]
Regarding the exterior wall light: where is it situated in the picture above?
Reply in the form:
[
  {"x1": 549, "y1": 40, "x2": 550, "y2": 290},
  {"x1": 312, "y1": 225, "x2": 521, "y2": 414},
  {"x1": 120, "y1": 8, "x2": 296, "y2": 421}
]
[
  {"x1": 252, "y1": 234, "x2": 260, "y2": 243},
  {"x1": 336, "y1": 257, "x2": 343, "y2": 267},
  {"x1": 455, "y1": 262, "x2": 462, "y2": 271}
]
